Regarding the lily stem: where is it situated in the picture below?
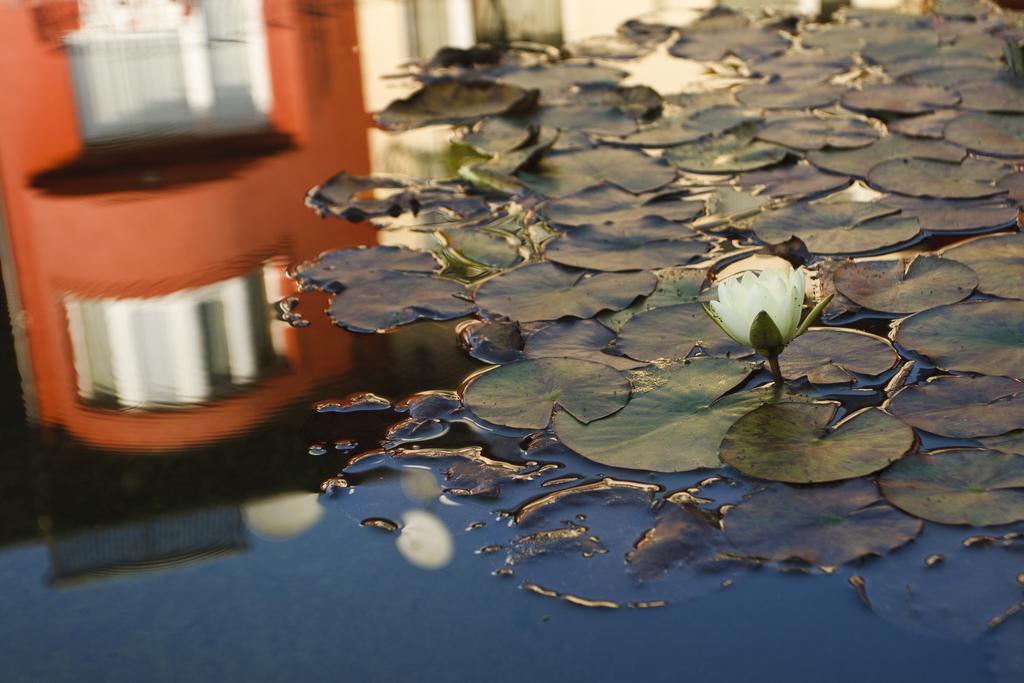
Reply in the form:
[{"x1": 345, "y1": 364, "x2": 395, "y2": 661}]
[{"x1": 767, "y1": 353, "x2": 784, "y2": 388}]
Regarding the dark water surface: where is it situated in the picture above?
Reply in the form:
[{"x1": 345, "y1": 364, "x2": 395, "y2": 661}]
[{"x1": 0, "y1": 2, "x2": 1018, "y2": 681}]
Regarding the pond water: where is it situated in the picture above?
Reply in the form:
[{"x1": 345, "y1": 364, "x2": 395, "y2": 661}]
[{"x1": 0, "y1": 1, "x2": 1021, "y2": 681}]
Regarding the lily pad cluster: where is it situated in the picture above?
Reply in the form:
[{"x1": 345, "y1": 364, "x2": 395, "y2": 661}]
[{"x1": 296, "y1": 0, "x2": 1024, "y2": 645}]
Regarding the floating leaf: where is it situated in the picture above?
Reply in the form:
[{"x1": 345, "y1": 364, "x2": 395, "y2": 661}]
[
  {"x1": 376, "y1": 79, "x2": 538, "y2": 130},
  {"x1": 888, "y1": 375, "x2": 1024, "y2": 439},
  {"x1": 723, "y1": 479, "x2": 922, "y2": 566},
  {"x1": 840, "y1": 83, "x2": 960, "y2": 115},
  {"x1": 304, "y1": 172, "x2": 413, "y2": 221},
  {"x1": 887, "y1": 110, "x2": 961, "y2": 139},
  {"x1": 524, "y1": 319, "x2": 645, "y2": 371},
  {"x1": 519, "y1": 147, "x2": 677, "y2": 197},
  {"x1": 552, "y1": 357, "x2": 759, "y2": 472},
  {"x1": 541, "y1": 183, "x2": 704, "y2": 227},
  {"x1": 879, "y1": 196, "x2": 1018, "y2": 233},
  {"x1": 943, "y1": 112, "x2": 1024, "y2": 158},
  {"x1": 751, "y1": 202, "x2": 919, "y2": 255},
  {"x1": 626, "y1": 503, "x2": 728, "y2": 581},
  {"x1": 832, "y1": 255, "x2": 978, "y2": 314},
  {"x1": 894, "y1": 300, "x2": 1024, "y2": 378},
  {"x1": 458, "y1": 318, "x2": 524, "y2": 364},
  {"x1": 528, "y1": 104, "x2": 639, "y2": 136},
  {"x1": 668, "y1": 13, "x2": 788, "y2": 62},
  {"x1": 597, "y1": 267, "x2": 707, "y2": 331},
  {"x1": 665, "y1": 126, "x2": 789, "y2": 174},
  {"x1": 942, "y1": 233, "x2": 1024, "y2": 300},
  {"x1": 879, "y1": 449, "x2": 1024, "y2": 526},
  {"x1": 462, "y1": 358, "x2": 630, "y2": 429},
  {"x1": 756, "y1": 116, "x2": 878, "y2": 151},
  {"x1": 957, "y1": 77, "x2": 1024, "y2": 113},
  {"x1": 692, "y1": 187, "x2": 769, "y2": 230},
  {"x1": 980, "y1": 431, "x2": 1024, "y2": 455},
  {"x1": 543, "y1": 219, "x2": 706, "y2": 272},
  {"x1": 735, "y1": 82, "x2": 845, "y2": 110},
  {"x1": 750, "y1": 53, "x2": 853, "y2": 82},
  {"x1": 501, "y1": 61, "x2": 627, "y2": 95},
  {"x1": 328, "y1": 271, "x2": 474, "y2": 332},
  {"x1": 868, "y1": 158, "x2": 1008, "y2": 199},
  {"x1": 460, "y1": 117, "x2": 537, "y2": 155},
  {"x1": 737, "y1": 163, "x2": 850, "y2": 199},
  {"x1": 441, "y1": 228, "x2": 521, "y2": 268},
  {"x1": 293, "y1": 245, "x2": 437, "y2": 290},
  {"x1": 780, "y1": 328, "x2": 900, "y2": 384},
  {"x1": 720, "y1": 404, "x2": 913, "y2": 483},
  {"x1": 613, "y1": 303, "x2": 747, "y2": 362},
  {"x1": 807, "y1": 135, "x2": 964, "y2": 178},
  {"x1": 474, "y1": 263, "x2": 656, "y2": 323}
]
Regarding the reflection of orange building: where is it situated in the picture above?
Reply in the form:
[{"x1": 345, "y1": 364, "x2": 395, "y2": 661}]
[{"x1": 0, "y1": 0, "x2": 377, "y2": 451}]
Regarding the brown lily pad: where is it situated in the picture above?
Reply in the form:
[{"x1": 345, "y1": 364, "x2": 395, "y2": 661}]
[
  {"x1": 888, "y1": 375, "x2": 1024, "y2": 439},
  {"x1": 943, "y1": 112, "x2": 1024, "y2": 158},
  {"x1": 756, "y1": 116, "x2": 878, "y2": 151},
  {"x1": 807, "y1": 135, "x2": 964, "y2": 178},
  {"x1": 868, "y1": 158, "x2": 1008, "y2": 199},
  {"x1": 780, "y1": 328, "x2": 900, "y2": 384},
  {"x1": 942, "y1": 233, "x2": 1024, "y2": 300},
  {"x1": 376, "y1": 79, "x2": 538, "y2": 130},
  {"x1": 841, "y1": 83, "x2": 960, "y2": 115},
  {"x1": 832, "y1": 255, "x2": 978, "y2": 314}
]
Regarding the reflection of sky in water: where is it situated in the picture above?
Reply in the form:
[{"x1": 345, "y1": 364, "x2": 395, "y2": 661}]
[{"x1": 0, "y1": 0, "x2": 1011, "y2": 681}]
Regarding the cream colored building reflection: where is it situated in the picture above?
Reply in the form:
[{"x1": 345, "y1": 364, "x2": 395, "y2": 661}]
[{"x1": 396, "y1": 509, "x2": 454, "y2": 570}]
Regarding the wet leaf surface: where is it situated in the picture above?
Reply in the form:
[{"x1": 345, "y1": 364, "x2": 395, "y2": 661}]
[
  {"x1": 894, "y1": 300, "x2": 1024, "y2": 379},
  {"x1": 755, "y1": 116, "x2": 878, "y2": 151},
  {"x1": 751, "y1": 202, "x2": 919, "y2": 255},
  {"x1": 376, "y1": 79, "x2": 539, "y2": 130},
  {"x1": 613, "y1": 303, "x2": 747, "y2": 362},
  {"x1": 721, "y1": 404, "x2": 913, "y2": 483},
  {"x1": 779, "y1": 328, "x2": 899, "y2": 384},
  {"x1": 868, "y1": 158, "x2": 1008, "y2": 200},
  {"x1": 832, "y1": 255, "x2": 978, "y2": 314},
  {"x1": 626, "y1": 503, "x2": 729, "y2": 581},
  {"x1": 942, "y1": 233, "x2": 1024, "y2": 300},
  {"x1": 552, "y1": 358, "x2": 759, "y2": 472},
  {"x1": 880, "y1": 449, "x2": 1024, "y2": 526},
  {"x1": 462, "y1": 358, "x2": 630, "y2": 429},
  {"x1": 888, "y1": 375, "x2": 1024, "y2": 439},
  {"x1": 723, "y1": 479, "x2": 923, "y2": 566},
  {"x1": 474, "y1": 262, "x2": 656, "y2": 322}
]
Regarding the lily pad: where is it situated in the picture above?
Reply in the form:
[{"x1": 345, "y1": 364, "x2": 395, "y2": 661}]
[
  {"x1": 528, "y1": 104, "x2": 638, "y2": 136},
  {"x1": 942, "y1": 233, "x2": 1024, "y2": 299},
  {"x1": 523, "y1": 319, "x2": 645, "y2": 371},
  {"x1": 552, "y1": 357, "x2": 759, "y2": 472},
  {"x1": 832, "y1": 255, "x2": 978, "y2": 314},
  {"x1": 958, "y1": 77, "x2": 1024, "y2": 113},
  {"x1": 879, "y1": 196, "x2": 1018, "y2": 233},
  {"x1": 626, "y1": 503, "x2": 728, "y2": 581},
  {"x1": 807, "y1": 135, "x2": 965, "y2": 178},
  {"x1": 720, "y1": 404, "x2": 914, "y2": 483},
  {"x1": 980, "y1": 431, "x2": 1024, "y2": 455},
  {"x1": 888, "y1": 375, "x2": 1024, "y2": 439},
  {"x1": 543, "y1": 221, "x2": 707, "y2": 272},
  {"x1": 841, "y1": 84, "x2": 960, "y2": 115},
  {"x1": 888, "y1": 110, "x2": 962, "y2": 139},
  {"x1": 751, "y1": 202, "x2": 919, "y2": 255},
  {"x1": 879, "y1": 449, "x2": 1024, "y2": 526},
  {"x1": 597, "y1": 267, "x2": 707, "y2": 331},
  {"x1": 501, "y1": 61, "x2": 627, "y2": 95},
  {"x1": 668, "y1": 13, "x2": 789, "y2": 63},
  {"x1": 723, "y1": 479, "x2": 923, "y2": 566},
  {"x1": 541, "y1": 184, "x2": 704, "y2": 227},
  {"x1": 665, "y1": 126, "x2": 789, "y2": 174},
  {"x1": 293, "y1": 245, "x2": 437, "y2": 290},
  {"x1": 519, "y1": 147, "x2": 677, "y2": 197},
  {"x1": 474, "y1": 263, "x2": 656, "y2": 322},
  {"x1": 737, "y1": 163, "x2": 850, "y2": 199},
  {"x1": 613, "y1": 303, "x2": 748, "y2": 362},
  {"x1": 756, "y1": 116, "x2": 878, "y2": 151},
  {"x1": 461, "y1": 358, "x2": 630, "y2": 429},
  {"x1": 780, "y1": 328, "x2": 900, "y2": 384},
  {"x1": 943, "y1": 112, "x2": 1024, "y2": 158},
  {"x1": 328, "y1": 271, "x2": 474, "y2": 332},
  {"x1": 868, "y1": 158, "x2": 1007, "y2": 199},
  {"x1": 376, "y1": 79, "x2": 538, "y2": 130},
  {"x1": 750, "y1": 53, "x2": 853, "y2": 83},
  {"x1": 894, "y1": 300, "x2": 1024, "y2": 378},
  {"x1": 735, "y1": 82, "x2": 845, "y2": 110}
]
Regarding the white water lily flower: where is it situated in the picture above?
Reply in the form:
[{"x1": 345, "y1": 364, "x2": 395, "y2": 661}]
[{"x1": 707, "y1": 265, "x2": 807, "y2": 349}]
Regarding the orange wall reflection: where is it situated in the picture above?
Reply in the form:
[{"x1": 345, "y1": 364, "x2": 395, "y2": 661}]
[{"x1": 0, "y1": 0, "x2": 377, "y2": 451}]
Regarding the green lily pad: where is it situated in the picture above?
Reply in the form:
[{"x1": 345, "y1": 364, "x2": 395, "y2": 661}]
[
  {"x1": 691, "y1": 187, "x2": 769, "y2": 230},
  {"x1": 607, "y1": 116, "x2": 709, "y2": 148},
  {"x1": 780, "y1": 328, "x2": 900, "y2": 384},
  {"x1": 474, "y1": 262, "x2": 656, "y2": 322},
  {"x1": 980, "y1": 431, "x2": 1024, "y2": 455},
  {"x1": 720, "y1": 403, "x2": 913, "y2": 483},
  {"x1": 957, "y1": 77, "x2": 1024, "y2": 113},
  {"x1": 942, "y1": 233, "x2": 1024, "y2": 300},
  {"x1": 460, "y1": 117, "x2": 537, "y2": 155},
  {"x1": 293, "y1": 245, "x2": 437, "y2": 290},
  {"x1": 440, "y1": 227, "x2": 521, "y2": 268},
  {"x1": 888, "y1": 375, "x2": 1024, "y2": 439},
  {"x1": 665, "y1": 126, "x2": 789, "y2": 174},
  {"x1": 544, "y1": 229, "x2": 707, "y2": 272},
  {"x1": 756, "y1": 116, "x2": 878, "y2": 151},
  {"x1": 738, "y1": 163, "x2": 851, "y2": 199},
  {"x1": 462, "y1": 358, "x2": 630, "y2": 429},
  {"x1": 750, "y1": 53, "x2": 853, "y2": 83},
  {"x1": 879, "y1": 196, "x2": 1018, "y2": 233},
  {"x1": 879, "y1": 449, "x2": 1024, "y2": 526},
  {"x1": 807, "y1": 135, "x2": 965, "y2": 178},
  {"x1": 894, "y1": 300, "x2": 1024, "y2": 378},
  {"x1": 868, "y1": 158, "x2": 1008, "y2": 199},
  {"x1": 943, "y1": 112, "x2": 1024, "y2": 158},
  {"x1": 328, "y1": 271, "x2": 474, "y2": 333},
  {"x1": 519, "y1": 147, "x2": 677, "y2": 197},
  {"x1": 552, "y1": 357, "x2": 759, "y2": 472},
  {"x1": 597, "y1": 267, "x2": 707, "y2": 331},
  {"x1": 541, "y1": 184, "x2": 704, "y2": 227},
  {"x1": 841, "y1": 83, "x2": 960, "y2": 115},
  {"x1": 667, "y1": 12, "x2": 789, "y2": 62},
  {"x1": 723, "y1": 479, "x2": 923, "y2": 566},
  {"x1": 524, "y1": 319, "x2": 645, "y2": 371},
  {"x1": 527, "y1": 104, "x2": 638, "y2": 136},
  {"x1": 613, "y1": 302, "x2": 748, "y2": 362},
  {"x1": 832, "y1": 255, "x2": 978, "y2": 314},
  {"x1": 735, "y1": 82, "x2": 845, "y2": 110},
  {"x1": 887, "y1": 110, "x2": 961, "y2": 139},
  {"x1": 751, "y1": 202, "x2": 919, "y2": 255},
  {"x1": 501, "y1": 61, "x2": 628, "y2": 95},
  {"x1": 376, "y1": 79, "x2": 538, "y2": 130}
]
